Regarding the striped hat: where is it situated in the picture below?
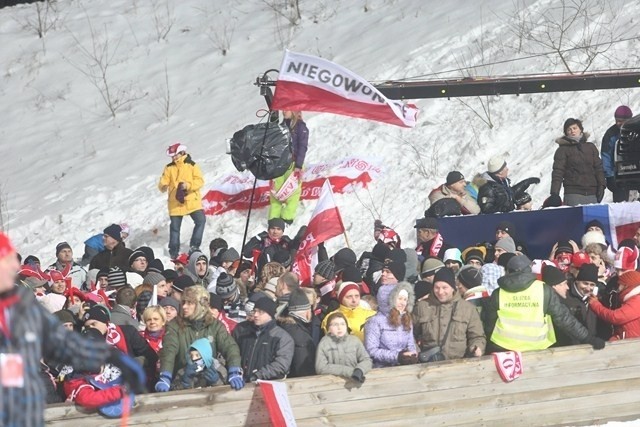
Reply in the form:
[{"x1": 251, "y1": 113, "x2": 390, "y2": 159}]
[{"x1": 107, "y1": 267, "x2": 127, "y2": 288}]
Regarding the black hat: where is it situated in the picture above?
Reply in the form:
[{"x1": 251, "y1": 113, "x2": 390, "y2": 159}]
[
  {"x1": 288, "y1": 288, "x2": 311, "y2": 312},
  {"x1": 24, "y1": 255, "x2": 40, "y2": 266},
  {"x1": 97, "y1": 269, "x2": 109, "y2": 280},
  {"x1": 371, "y1": 241, "x2": 391, "y2": 262},
  {"x1": 332, "y1": 248, "x2": 357, "y2": 271},
  {"x1": 463, "y1": 248, "x2": 485, "y2": 265},
  {"x1": 542, "y1": 265, "x2": 566, "y2": 287},
  {"x1": 254, "y1": 297, "x2": 277, "y2": 318},
  {"x1": 162, "y1": 269, "x2": 179, "y2": 282},
  {"x1": 103, "y1": 224, "x2": 123, "y2": 242},
  {"x1": 272, "y1": 250, "x2": 292, "y2": 268},
  {"x1": 457, "y1": 266, "x2": 483, "y2": 290},
  {"x1": 414, "y1": 217, "x2": 439, "y2": 230},
  {"x1": 584, "y1": 219, "x2": 605, "y2": 234},
  {"x1": 268, "y1": 218, "x2": 286, "y2": 230},
  {"x1": 220, "y1": 248, "x2": 240, "y2": 264},
  {"x1": 209, "y1": 292, "x2": 224, "y2": 311},
  {"x1": 136, "y1": 246, "x2": 155, "y2": 262},
  {"x1": 506, "y1": 255, "x2": 532, "y2": 273},
  {"x1": 433, "y1": 268, "x2": 456, "y2": 289},
  {"x1": 384, "y1": 249, "x2": 407, "y2": 282},
  {"x1": 446, "y1": 171, "x2": 465, "y2": 186},
  {"x1": 314, "y1": 260, "x2": 336, "y2": 281},
  {"x1": 83, "y1": 327, "x2": 106, "y2": 341},
  {"x1": 245, "y1": 292, "x2": 268, "y2": 313},
  {"x1": 172, "y1": 275, "x2": 195, "y2": 292},
  {"x1": 55, "y1": 242, "x2": 72, "y2": 256},
  {"x1": 514, "y1": 192, "x2": 532, "y2": 207},
  {"x1": 107, "y1": 267, "x2": 127, "y2": 288},
  {"x1": 497, "y1": 252, "x2": 517, "y2": 269},
  {"x1": 54, "y1": 309, "x2": 75, "y2": 325},
  {"x1": 147, "y1": 259, "x2": 165, "y2": 274},
  {"x1": 216, "y1": 273, "x2": 238, "y2": 299},
  {"x1": 342, "y1": 265, "x2": 362, "y2": 283},
  {"x1": 496, "y1": 221, "x2": 516, "y2": 237},
  {"x1": 414, "y1": 281, "x2": 433, "y2": 300},
  {"x1": 555, "y1": 240, "x2": 574, "y2": 255},
  {"x1": 83, "y1": 304, "x2": 111, "y2": 324},
  {"x1": 128, "y1": 250, "x2": 148, "y2": 267},
  {"x1": 576, "y1": 263, "x2": 599, "y2": 283}
]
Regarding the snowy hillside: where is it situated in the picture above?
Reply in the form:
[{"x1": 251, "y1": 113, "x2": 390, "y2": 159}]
[{"x1": 2, "y1": 0, "x2": 640, "y2": 263}]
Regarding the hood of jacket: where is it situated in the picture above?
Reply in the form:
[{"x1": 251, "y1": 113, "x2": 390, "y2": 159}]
[
  {"x1": 187, "y1": 250, "x2": 209, "y2": 278},
  {"x1": 188, "y1": 337, "x2": 214, "y2": 368},
  {"x1": 497, "y1": 271, "x2": 538, "y2": 293},
  {"x1": 555, "y1": 132, "x2": 591, "y2": 146},
  {"x1": 379, "y1": 282, "x2": 415, "y2": 315}
]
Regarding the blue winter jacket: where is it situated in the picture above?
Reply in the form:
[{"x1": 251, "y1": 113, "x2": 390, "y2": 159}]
[
  {"x1": 601, "y1": 124, "x2": 620, "y2": 178},
  {"x1": 84, "y1": 233, "x2": 105, "y2": 251}
]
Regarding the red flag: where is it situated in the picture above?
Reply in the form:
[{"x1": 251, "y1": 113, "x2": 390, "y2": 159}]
[
  {"x1": 292, "y1": 180, "x2": 346, "y2": 286},
  {"x1": 258, "y1": 380, "x2": 297, "y2": 426},
  {"x1": 272, "y1": 50, "x2": 419, "y2": 128}
]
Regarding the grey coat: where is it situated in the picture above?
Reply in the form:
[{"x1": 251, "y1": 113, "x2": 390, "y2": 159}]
[
  {"x1": 315, "y1": 334, "x2": 372, "y2": 377},
  {"x1": 110, "y1": 304, "x2": 139, "y2": 329}
]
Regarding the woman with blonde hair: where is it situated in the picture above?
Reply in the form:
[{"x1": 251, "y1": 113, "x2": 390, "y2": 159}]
[
  {"x1": 255, "y1": 262, "x2": 286, "y2": 293},
  {"x1": 141, "y1": 305, "x2": 167, "y2": 355}
]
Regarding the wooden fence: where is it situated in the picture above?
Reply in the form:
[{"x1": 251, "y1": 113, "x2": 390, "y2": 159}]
[{"x1": 45, "y1": 339, "x2": 640, "y2": 426}]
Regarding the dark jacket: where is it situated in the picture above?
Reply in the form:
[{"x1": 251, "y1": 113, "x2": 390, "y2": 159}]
[
  {"x1": 242, "y1": 231, "x2": 293, "y2": 259},
  {"x1": 484, "y1": 271, "x2": 590, "y2": 352},
  {"x1": 283, "y1": 118, "x2": 309, "y2": 169},
  {"x1": 89, "y1": 242, "x2": 133, "y2": 272},
  {"x1": 601, "y1": 124, "x2": 620, "y2": 178},
  {"x1": 110, "y1": 304, "x2": 139, "y2": 329},
  {"x1": 551, "y1": 134, "x2": 606, "y2": 196},
  {"x1": 0, "y1": 286, "x2": 112, "y2": 426},
  {"x1": 278, "y1": 315, "x2": 316, "y2": 378},
  {"x1": 555, "y1": 284, "x2": 598, "y2": 346},
  {"x1": 116, "y1": 324, "x2": 159, "y2": 371},
  {"x1": 477, "y1": 172, "x2": 514, "y2": 214},
  {"x1": 232, "y1": 319, "x2": 294, "y2": 381}
]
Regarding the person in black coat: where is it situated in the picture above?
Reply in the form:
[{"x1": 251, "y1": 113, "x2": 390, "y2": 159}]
[
  {"x1": 89, "y1": 224, "x2": 134, "y2": 272},
  {"x1": 277, "y1": 289, "x2": 316, "y2": 378}
]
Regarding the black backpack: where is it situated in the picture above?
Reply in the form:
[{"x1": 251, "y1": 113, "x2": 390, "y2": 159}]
[{"x1": 229, "y1": 123, "x2": 293, "y2": 180}]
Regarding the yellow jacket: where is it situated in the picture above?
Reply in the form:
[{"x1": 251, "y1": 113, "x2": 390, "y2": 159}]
[
  {"x1": 158, "y1": 154, "x2": 205, "y2": 216},
  {"x1": 322, "y1": 305, "x2": 376, "y2": 342}
]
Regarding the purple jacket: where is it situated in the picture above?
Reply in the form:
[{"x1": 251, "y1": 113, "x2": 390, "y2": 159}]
[
  {"x1": 364, "y1": 285, "x2": 417, "y2": 368},
  {"x1": 284, "y1": 119, "x2": 309, "y2": 169}
]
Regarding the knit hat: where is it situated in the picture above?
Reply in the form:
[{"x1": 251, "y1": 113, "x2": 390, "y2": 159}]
[
  {"x1": 383, "y1": 249, "x2": 407, "y2": 281},
  {"x1": 0, "y1": 232, "x2": 16, "y2": 259},
  {"x1": 462, "y1": 247, "x2": 485, "y2": 265},
  {"x1": 496, "y1": 221, "x2": 516, "y2": 237},
  {"x1": 332, "y1": 248, "x2": 357, "y2": 271},
  {"x1": 457, "y1": 266, "x2": 483, "y2": 289},
  {"x1": 433, "y1": 268, "x2": 456, "y2": 290},
  {"x1": 341, "y1": 265, "x2": 362, "y2": 283},
  {"x1": 264, "y1": 277, "x2": 278, "y2": 294},
  {"x1": 254, "y1": 297, "x2": 277, "y2": 318},
  {"x1": 314, "y1": 260, "x2": 336, "y2": 281},
  {"x1": 103, "y1": 224, "x2": 123, "y2": 242},
  {"x1": 420, "y1": 257, "x2": 445, "y2": 277},
  {"x1": 414, "y1": 281, "x2": 433, "y2": 300},
  {"x1": 619, "y1": 271, "x2": 640, "y2": 288},
  {"x1": 542, "y1": 265, "x2": 566, "y2": 287},
  {"x1": 514, "y1": 192, "x2": 532, "y2": 207},
  {"x1": 378, "y1": 228, "x2": 401, "y2": 248},
  {"x1": 216, "y1": 273, "x2": 238, "y2": 299},
  {"x1": 268, "y1": 218, "x2": 286, "y2": 230},
  {"x1": 497, "y1": 252, "x2": 517, "y2": 269},
  {"x1": 615, "y1": 105, "x2": 633, "y2": 119},
  {"x1": 443, "y1": 248, "x2": 463, "y2": 265},
  {"x1": 488, "y1": 156, "x2": 507, "y2": 174},
  {"x1": 571, "y1": 252, "x2": 591, "y2": 269},
  {"x1": 23, "y1": 255, "x2": 40, "y2": 266},
  {"x1": 220, "y1": 248, "x2": 240, "y2": 264},
  {"x1": 209, "y1": 292, "x2": 224, "y2": 311},
  {"x1": 337, "y1": 281, "x2": 360, "y2": 304},
  {"x1": 172, "y1": 275, "x2": 195, "y2": 292},
  {"x1": 555, "y1": 240, "x2": 574, "y2": 255},
  {"x1": 159, "y1": 296, "x2": 180, "y2": 313},
  {"x1": 614, "y1": 246, "x2": 639, "y2": 271},
  {"x1": 162, "y1": 269, "x2": 179, "y2": 282},
  {"x1": 54, "y1": 309, "x2": 75, "y2": 325},
  {"x1": 584, "y1": 219, "x2": 606, "y2": 234},
  {"x1": 107, "y1": 268, "x2": 127, "y2": 288},
  {"x1": 371, "y1": 241, "x2": 391, "y2": 262},
  {"x1": 97, "y1": 269, "x2": 109, "y2": 280},
  {"x1": 582, "y1": 231, "x2": 607, "y2": 248},
  {"x1": 506, "y1": 255, "x2": 532, "y2": 273},
  {"x1": 288, "y1": 288, "x2": 311, "y2": 312},
  {"x1": 576, "y1": 263, "x2": 599, "y2": 283},
  {"x1": 55, "y1": 242, "x2": 72, "y2": 256},
  {"x1": 147, "y1": 259, "x2": 165, "y2": 274},
  {"x1": 495, "y1": 236, "x2": 516, "y2": 254},
  {"x1": 414, "y1": 217, "x2": 439, "y2": 230},
  {"x1": 143, "y1": 272, "x2": 165, "y2": 287},
  {"x1": 446, "y1": 171, "x2": 465, "y2": 186},
  {"x1": 245, "y1": 292, "x2": 268, "y2": 313},
  {"x1": 83, "y1": 304, "x2": 111, "y2": 324},
  {"x1": 128, "y1": 250, "x2": 148, "y2": 267},
  {"x1": 166, "y1": 142, "x2": 187, "y2": 156}
]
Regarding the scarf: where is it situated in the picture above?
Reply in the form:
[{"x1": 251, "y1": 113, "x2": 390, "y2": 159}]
[
  {"x1": 105, "y1": 323, "x2": 129, "y2": 354},
  {"x1": 430, "y1": 233, "x2": 444, "y2": 257}
]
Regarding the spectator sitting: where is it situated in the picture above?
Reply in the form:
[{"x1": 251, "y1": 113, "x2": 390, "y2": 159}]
[
  {"x1": 172, "y1": 338, "x2": 225, "y2": 390},
  {"x1": 428, "y1": 171, "x2": 480, "y2": 215}
]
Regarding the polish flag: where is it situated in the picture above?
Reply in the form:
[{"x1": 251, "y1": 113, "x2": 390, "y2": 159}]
[
  {"x1": 292, "y1": 180, "x2": 346, "y2": 286},
  {"x1": 607, "y1": 202, "x2": 640, "y2": 248},
  {"x1": 258, "y1": 380, "x2": 297, "y2": 426},
  {"x1": 272, "y1": 50, "x2": 419, "y2": 128}
]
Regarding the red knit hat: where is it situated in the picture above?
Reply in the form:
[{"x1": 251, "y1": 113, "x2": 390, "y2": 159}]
[
  {"x1": 571, "y1": 252, "x2": 591, "y2": 269},
  {"x1": 0, "y1": 232, "x2": 16, "y2": 259},
  {"x1": 619, "y1": 271, "x2": 640, "y2": 288},
  {"x1": 614, "y1": 246, "x2": 639, "y2": 271},
  {"x1": 337, "y1": 281, "x2": 360, "y2": 304}
]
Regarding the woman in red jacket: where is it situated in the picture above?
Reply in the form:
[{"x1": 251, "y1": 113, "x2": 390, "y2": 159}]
[{"x1": 589, "y1": 271, "x2": 640, "y2": 340}]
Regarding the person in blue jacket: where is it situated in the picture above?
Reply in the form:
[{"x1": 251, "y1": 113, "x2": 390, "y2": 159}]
[
  {"x1": 81, "y1": 224, "x2": 130, "y2": 266},
  {"x1": 601, "y1": 105, "x2": 633, "y2": 202}
]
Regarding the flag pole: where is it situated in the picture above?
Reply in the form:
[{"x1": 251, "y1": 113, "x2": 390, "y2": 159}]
[{"x1": 325, "y1": 179, "x2": 351, "y2": 249}]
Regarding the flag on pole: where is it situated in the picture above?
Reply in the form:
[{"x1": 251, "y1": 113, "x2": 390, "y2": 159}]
[
  {"x1": 292, "y1": 180, "x2": 346, "y2": 285},
  {"x1": 272, "y1": 50, "x2": 419, "y2": 128},
  {"x1": 258, "y1": 380, "x2": 297, "y2": 427}
]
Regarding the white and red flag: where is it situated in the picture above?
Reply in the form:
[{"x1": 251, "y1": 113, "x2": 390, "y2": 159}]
[
  {"x1": 292, "y1": 180, "x2": 346, "y2": 286},
  {"x1": 258, "y1": 380, "x2": 297, "y2": 426},
  {"x1": 271, "y1": 50, "x2": 419, "y2": 128}
]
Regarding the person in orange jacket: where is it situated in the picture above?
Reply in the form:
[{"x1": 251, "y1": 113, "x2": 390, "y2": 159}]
[
  {"x1": 589, "y1": 270, "x2": 640, "y2": 340},
  {"x1": 159, "y1": 143, "x2": 206, "y2": 259}
]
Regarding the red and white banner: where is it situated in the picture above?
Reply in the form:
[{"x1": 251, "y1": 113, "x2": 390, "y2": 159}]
[
  {"x1": 292, "y1": 180, "x2": 346, "y2": 286},
  {"x1": 493, "y1": 351, "x2": 524, "y2": 383},
  {"x1": 258, "y1": 380, "x2": 297, "y2": 427},
  {"x1": 272, "y1": 50, "x2": 419, "y2": 128},
  {"x1": 202, "y1": 156, "x2": 382, "y2": 216},
  {"x1": 607, "y1": 202, "x2": 640, "y2": 248}
]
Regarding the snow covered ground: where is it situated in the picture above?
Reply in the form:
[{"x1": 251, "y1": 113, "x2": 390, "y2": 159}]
[{"x1": 1, "y1": 0, "x2": 640, "y2": 268}]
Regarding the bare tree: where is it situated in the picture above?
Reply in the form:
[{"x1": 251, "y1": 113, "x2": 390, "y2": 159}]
[
  {"x1": 506, "y1": 0, "x2": 627, "y2": 74},
  {"x1": 153, "y1": 63, "x2": 184, "y2": 122},
  {"x1": 262, "y1": 0, "x2": 301, "y2": 26},
  {"x1": 207, "y1": 18, "x2": 236, "y2": 56},
  {"x1": 151, "y1": 0, "x2": 175, "y2": 42}
]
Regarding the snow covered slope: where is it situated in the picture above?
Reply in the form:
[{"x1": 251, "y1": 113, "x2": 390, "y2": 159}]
[{"x1": 1, "y1": 0, "x2": 639, "y2": 264}]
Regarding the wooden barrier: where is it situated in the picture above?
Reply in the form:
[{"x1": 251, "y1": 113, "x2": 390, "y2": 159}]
[{"x1": 45, "y1": 339, "x2": 640, "y2": 426}]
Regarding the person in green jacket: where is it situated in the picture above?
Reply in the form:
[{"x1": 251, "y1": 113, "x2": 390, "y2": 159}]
[{"x1": 155, "y1": 285, "x2": 245, "y2": 391}]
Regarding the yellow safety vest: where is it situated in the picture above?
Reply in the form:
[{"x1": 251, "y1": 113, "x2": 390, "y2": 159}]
[{"x1": 491, "y1": 280, "x2": 556, "y2": 351}]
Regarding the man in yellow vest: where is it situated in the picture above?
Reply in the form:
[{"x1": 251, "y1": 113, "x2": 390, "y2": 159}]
[{"x1": 485, "y1": 255, "x2": 605, "y2": 352}]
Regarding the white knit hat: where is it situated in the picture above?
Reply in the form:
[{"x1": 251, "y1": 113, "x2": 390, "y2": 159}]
[{"x1": 488, "y1": 156, "x2": 507, "y2": 173}]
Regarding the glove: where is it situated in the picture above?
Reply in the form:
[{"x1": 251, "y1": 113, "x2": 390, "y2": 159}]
[
  {"x1": 606, "y1": 177, "x2": 617, "y2": 193},
  {"x1": 106, "y1": 348, "x2": 146, "y2": 394},
  {"x1": 587, "y1": 336, "x2": 606, "y2": 350},
  {"x1": 228, "y1": 367, "x2": 245, "y2": 390},
  {"x1": 351, "y1": 368, "x2": 365, "y2": 383},
  {"x1": 155, "y1": 371, "x2": 173, "y2": 393},
  {"x1": 293, "y1": 168, "x2": 302, "y2": 180},
  {"x1": 596, "y1": 186, "x2": 605, "y2": 203},
  {"x1": 397, "y1": 351, "x2": 418, "y2": 365},
  {"x1": 180, "y1": 363, "x2": 197, "y2": 388},
  {"x1": 203, "y1": 366, "x2": 220, "y2": 386},
  {"x1": 176, "y1": 182, "x2": 186, "y2": 204}
]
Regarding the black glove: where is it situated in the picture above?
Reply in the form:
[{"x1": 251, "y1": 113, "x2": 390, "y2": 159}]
[
  {"x1": 106, "y1": 348, "x2": 146, "y2": 394},
  {"x1": 397, "y1": 351, "x2": 418, "y2": 365},
  {"x1": 176, "y1": 182, "x2": 186, "y2": 204},
  {"x1": 606, "y1": 177, "x2": 616, "y2": 193},
  {"x1": 586, "y1": 336, "x2": 606, "y2": 350},
  {"x1": 596, "y1": 186, "x2": 605, "y2": 203},
  {"x1": 351, "y1": 368, "x2": 365, "y2": 383}
]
